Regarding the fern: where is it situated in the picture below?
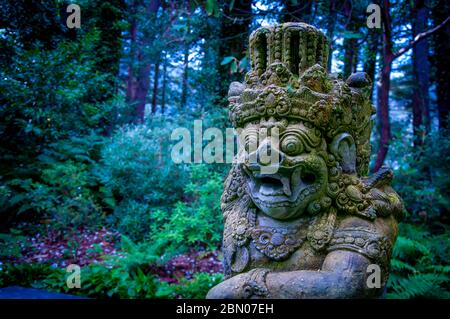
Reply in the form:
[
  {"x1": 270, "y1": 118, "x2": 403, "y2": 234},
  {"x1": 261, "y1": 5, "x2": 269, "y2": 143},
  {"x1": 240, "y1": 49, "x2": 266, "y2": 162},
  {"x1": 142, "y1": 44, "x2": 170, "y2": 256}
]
[
  {"x1": 387, "y1": 224, "x2": 450, "y2": 299},
  {"x1": 390, "y1": 259, "x2": 417, "y2": 274},
  {"x1": 388, "y1": 273, "x2": 450, "y2": 299},
  {"x1": 393, "y1": 236, "x2": 431, "y2": 260},
  {"x1": 424, "y1": 265, "x2": 450, "y2": 274}
]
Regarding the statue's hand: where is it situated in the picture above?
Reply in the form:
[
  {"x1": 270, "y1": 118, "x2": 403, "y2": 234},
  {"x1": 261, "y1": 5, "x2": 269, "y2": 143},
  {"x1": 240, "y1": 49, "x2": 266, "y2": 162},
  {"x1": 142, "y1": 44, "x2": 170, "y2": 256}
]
[
  {"x1": 364, "y1": 187, "x2": 404, "y2": 220},
  {"x1": 339, "y1": 172, "x2": 404, "y2": 221},
  {"x1": 206, "y1": 269, "x2": 271, "y2": 299},
  {"x1": 206, "y1": 273, "x2": 247, "y2": 299},
  {"x1": 359, "y1": 167, "x2": 404, "y2": 220}
]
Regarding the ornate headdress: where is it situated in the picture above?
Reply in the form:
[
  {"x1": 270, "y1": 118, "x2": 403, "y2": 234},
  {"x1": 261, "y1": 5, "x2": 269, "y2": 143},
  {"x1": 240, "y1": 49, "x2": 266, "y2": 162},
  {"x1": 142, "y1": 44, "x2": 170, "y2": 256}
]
[{"x1": 227, "y1": 23, "x2": 375, "y2": 175}]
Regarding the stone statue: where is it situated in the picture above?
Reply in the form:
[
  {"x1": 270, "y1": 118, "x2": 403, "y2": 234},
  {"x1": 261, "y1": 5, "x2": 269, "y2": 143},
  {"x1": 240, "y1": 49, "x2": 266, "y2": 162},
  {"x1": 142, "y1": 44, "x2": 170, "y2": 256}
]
[{"x1": 207, "y1": 23, "x2": 404, "y2": 299}]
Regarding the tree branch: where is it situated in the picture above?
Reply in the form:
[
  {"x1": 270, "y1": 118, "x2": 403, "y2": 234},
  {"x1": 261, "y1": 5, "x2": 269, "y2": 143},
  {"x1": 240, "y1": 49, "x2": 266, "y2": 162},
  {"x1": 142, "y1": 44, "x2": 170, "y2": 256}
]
[{"x1": 393, "y1": 15, "x2": 450, "y2": 58}]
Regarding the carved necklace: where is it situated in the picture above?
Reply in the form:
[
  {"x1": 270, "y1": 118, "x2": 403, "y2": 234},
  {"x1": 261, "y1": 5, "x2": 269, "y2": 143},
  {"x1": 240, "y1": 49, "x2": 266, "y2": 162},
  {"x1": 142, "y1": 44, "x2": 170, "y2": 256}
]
[
  {"x1": 250, "y1": 225, "x2": 307, "y2": 261},
  {"x1": 226, "y1": 195, "x2": 336, "y2": 273}
]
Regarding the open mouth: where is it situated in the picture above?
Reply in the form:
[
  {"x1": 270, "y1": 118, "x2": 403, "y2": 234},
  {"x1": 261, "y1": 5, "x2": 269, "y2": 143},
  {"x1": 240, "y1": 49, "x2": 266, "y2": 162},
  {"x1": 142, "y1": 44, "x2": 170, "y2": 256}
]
[
  {"x1": 243, "y1": 165, "x2": 318, "y2": 203},
  {"x1": 240, "y1": 155, "x2": 326, "y2": 219},
  {"x1": 255, "y1": 174, "x2": 292, "y2": 197}
]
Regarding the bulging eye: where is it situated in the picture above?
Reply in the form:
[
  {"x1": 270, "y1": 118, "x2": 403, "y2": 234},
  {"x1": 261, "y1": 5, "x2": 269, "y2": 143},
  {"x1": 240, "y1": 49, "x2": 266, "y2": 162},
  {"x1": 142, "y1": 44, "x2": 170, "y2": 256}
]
[{"x1": 281, "y1": 134, "x2": 303, "y2": 155}]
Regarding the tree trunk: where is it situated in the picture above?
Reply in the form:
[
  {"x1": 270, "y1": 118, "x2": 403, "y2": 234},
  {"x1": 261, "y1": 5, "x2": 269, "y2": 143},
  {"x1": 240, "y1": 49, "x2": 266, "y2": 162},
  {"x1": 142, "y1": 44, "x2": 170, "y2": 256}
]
[
  {"x1": 135, "y1": 61, "x2": 152, "y2": 121},
  {"x1": 326, "y1": 0, "x2": 337, "y2": 71},
  {"x1": 343, "y1": 39, "x2": 357, "y2": 77},
  {"x1": 373, "y1": 0, "x2": 394, "y2": 172},
  {"x1": 151, "y1": 59, "x2": 160, "y2": 114},
  {"x1": 432, "y1": 1, "x2": 450, "y2": 130},
  {"x1": 218, "y1": 0, "x2": 252, "y2": 105},
  {"x1": 180, "y1": 0, "x2": 191, "y2": 109},
  {"x1": 412, "y1": 0, "x2": 430, "y2": 147},
  {"x1": 126, "y1": 2, "x2": 137, "y2": 102},
  {"x1": 373, "y1": 0, "x2": 448, "y2": 170},
  {"x1": 161, "y1": 52, "x2": 168, "y2": 114},
  {"x1": 126, "y1": 0, "x2": 161, "y2": 122},
  {"x1": 343, "y1": 2, "x2": 357, "y2": 78},
  {"x1": 375, "y1": 58, "x2": 393, "y2": 171},
  {"x1": 363, "y1": 30, "x2": 380, "y2": 100},
  {"x1": 180, "y1": 43, "x2": 189, "y2": 108}
]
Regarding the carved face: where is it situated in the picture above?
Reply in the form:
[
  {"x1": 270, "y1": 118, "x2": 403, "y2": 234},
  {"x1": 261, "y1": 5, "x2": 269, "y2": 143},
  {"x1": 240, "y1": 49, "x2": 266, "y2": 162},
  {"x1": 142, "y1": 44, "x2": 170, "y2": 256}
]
[{"x1": 238, "y1": 117, "x2": 328, "y2": 220}]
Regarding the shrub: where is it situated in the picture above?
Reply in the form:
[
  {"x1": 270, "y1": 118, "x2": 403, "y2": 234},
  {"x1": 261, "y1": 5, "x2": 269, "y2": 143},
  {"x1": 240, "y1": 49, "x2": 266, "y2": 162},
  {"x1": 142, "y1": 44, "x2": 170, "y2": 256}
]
[
  {"x1": 100, "y1": 119, "x2": 188, "y2": 206},
  {"x1": 41, "y1": 160, "x2": 103, "y2": 228},
  {"x1": 0, "y1": 263, "x2": 59, "y2": 288},
  {"x1": 149, "y1": 165, "x2": 224, "y2": 255},
  {"x1": 108, "y1": 200, "x2": 153, "y2": 242},
  {"x1": 389, "y1": 128, "x2": 450, "y2": 219},
  {"x1": 156, "y1": 272, "x2": 223, "y2": 299},
  {"x1": 2, "y1": 134, "x2": 108, "y2": 230},
  {"x1": 0, "y1": 229, "x2": 29, "y2": 259}
]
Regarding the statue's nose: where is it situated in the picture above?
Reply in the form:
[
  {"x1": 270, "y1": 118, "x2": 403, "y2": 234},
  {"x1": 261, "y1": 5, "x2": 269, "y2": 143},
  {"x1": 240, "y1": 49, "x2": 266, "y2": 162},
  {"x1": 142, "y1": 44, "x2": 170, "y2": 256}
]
[{"x1": 256, "y1": 141, "x2": 284, "y2": 167}]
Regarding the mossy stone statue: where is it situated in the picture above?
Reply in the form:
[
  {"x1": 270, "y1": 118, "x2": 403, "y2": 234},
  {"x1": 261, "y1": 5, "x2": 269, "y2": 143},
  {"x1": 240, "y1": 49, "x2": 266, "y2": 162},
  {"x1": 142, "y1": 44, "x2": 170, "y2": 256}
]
[{"x1": 207, "y1": 23, "x2": 404, "y2": 299}]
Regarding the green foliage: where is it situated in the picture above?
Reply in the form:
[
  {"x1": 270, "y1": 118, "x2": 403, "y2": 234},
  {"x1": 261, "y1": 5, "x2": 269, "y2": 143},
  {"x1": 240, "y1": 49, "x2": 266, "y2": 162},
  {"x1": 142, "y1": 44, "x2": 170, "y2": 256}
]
[
  {"x1": 390, "y1": 128, "x2": 450, "y2": 219},
  {"x1": 220, "y1": 55, "x2": 249, "y2": 74},
  {"x1": 101, "y1": 117, "x2": 226, "y2": 245},
  {"x1": 0, "y1": 261, "x2": 158, "y2": 299},
  {"x1": 0, "y1": 260, "x2": 222, "y2": 299},
  {"x1": 0, "y1": 234, "x2": 158, "y2": 298},
  {"x1": 0, "y1": 235, "x2": 221, "y2": 299},
  {"x1": 149, "y1": 165, "x2": 224, "y2": 255},
  {"x1": 0, "y1": 0, "x2": 448, "y2": 301},
  {"x1": 0, "y1": 230, "x2": 28, "y2": 259},
  {"x1": 40, "y1": 160, "x2": 102, "y2": 227},
  {"x1": 0, "y1": 0, "x2": 128, "y2": 228},
  {"x1": 0, "y1": 22, "x2": 127, "y2": 228},
  {"x1": 156, "y1": 272, "x2": 223, "y2": 298},
  {"x1": 384, "y1": 116, "x2": 450, "y2": 299},
  {"x1": 0, "y1": 30, "x2": 112, "y2": 145},
  {"x1": 205, "y1": 0, "x2": 220, "y2": 17},
  {"x1": 2, "y1": 134, "x2": 109, "y2": 230},
  {"x1": 82, "y1": 0, "x2": 125, "y2": 97},
  {"x1": 67, "y1": 264, "x2": 157, "y2": 299},
  {"x1": 49, "y1": 236, "x2": 159, "y2": 298},
  {"x1": 0, "y1": 263, "x2": 58, "y2": 288},
  {"x1": 0, "y1": 1, "x2": 65, "y2": 50},
  {"x1": 387, "y1": 224, "x2": 450, "y2": 299},
  {"x1": 108, "y1": 200, "x2": 153, "y2": 242},
  {"x1": 100, "y1": 119, "x2": 188, "y2": 205},
  {"x1": 118, "y1": 235, "x2": 160, "y2": 268},
  {"x1": 100, "y1": 118, "x2": 191, "y2": 241}
]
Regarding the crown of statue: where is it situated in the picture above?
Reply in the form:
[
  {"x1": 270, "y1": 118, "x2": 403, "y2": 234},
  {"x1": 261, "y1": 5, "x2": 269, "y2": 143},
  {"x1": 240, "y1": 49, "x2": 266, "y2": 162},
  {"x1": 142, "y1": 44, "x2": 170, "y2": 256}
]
[{"x1": 227, "y1": 23, "x2": 374, "y2": 136}]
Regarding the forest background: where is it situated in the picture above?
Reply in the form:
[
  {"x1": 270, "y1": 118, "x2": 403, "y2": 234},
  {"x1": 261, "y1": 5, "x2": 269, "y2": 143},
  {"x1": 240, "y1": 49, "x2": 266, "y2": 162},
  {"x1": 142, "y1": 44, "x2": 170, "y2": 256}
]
[{"x1": 0, "y1": 0, "x2": 449, "y2": 298}]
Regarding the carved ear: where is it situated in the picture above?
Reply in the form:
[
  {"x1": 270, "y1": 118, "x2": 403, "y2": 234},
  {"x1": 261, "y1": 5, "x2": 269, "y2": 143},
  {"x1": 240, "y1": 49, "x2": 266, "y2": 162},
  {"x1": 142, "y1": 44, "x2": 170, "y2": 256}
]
[{"x1": 330, "y1": 133, "x2": 356, "y2": 174}]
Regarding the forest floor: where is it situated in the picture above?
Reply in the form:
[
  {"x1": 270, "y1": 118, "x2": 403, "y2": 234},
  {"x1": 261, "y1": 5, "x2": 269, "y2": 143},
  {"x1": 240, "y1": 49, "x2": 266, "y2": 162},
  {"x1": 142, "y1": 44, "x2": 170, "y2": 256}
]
[{"x1": 1, "y1": 226, "x2": 223, "y2": 284}]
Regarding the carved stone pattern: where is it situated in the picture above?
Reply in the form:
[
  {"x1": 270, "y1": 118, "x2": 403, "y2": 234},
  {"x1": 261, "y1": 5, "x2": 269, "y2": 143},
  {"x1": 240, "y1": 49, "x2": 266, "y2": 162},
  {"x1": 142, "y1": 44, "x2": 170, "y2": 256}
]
[
  {"x1": 251, "y1": 226, "x2": 307, "y2": 261},
  {"x1": 242, "y1": 268, "x2": 271, "y2": 299},
  {"x1": 327, "y1": 227, "x2": 392, "y2": 266},
  {"x1": 307, "y1": 207, "x2": 337, "y2": 251}
]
